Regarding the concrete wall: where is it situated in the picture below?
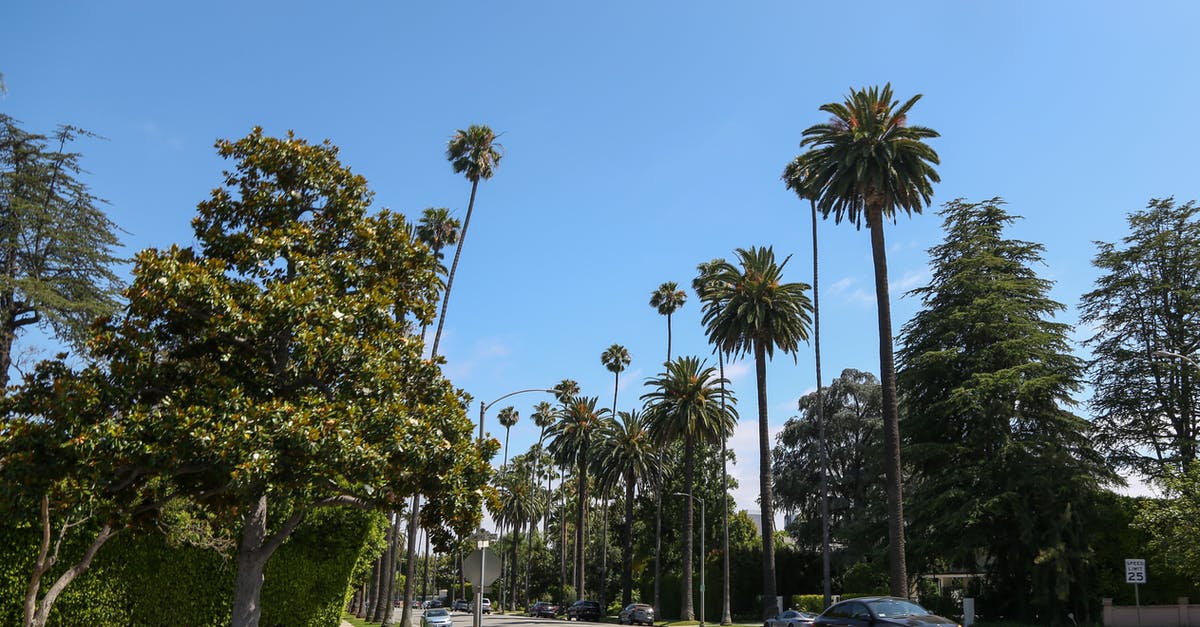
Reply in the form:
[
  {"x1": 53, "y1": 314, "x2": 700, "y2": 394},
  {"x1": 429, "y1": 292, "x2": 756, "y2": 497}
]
[{"x1": 1103, "y1": 597, "x2": 1198, "y2": 627}]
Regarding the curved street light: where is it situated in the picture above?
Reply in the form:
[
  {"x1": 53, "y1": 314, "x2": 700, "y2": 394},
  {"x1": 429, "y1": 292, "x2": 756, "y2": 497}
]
[
  {"x1": 1152, "y1": 349, "x2": 1200, "y2": 369},
  {"x1": 479, "y1": 388, "x2": 556, "y2": 440},
  {"x1": 673, "y1": 492, "x2": 706, "y2": 627}
]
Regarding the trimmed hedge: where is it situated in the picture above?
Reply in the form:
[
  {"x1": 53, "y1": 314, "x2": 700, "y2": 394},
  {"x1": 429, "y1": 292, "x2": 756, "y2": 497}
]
[{"x1": 0, "y1": 508, "x2": 384, "y2": 626}]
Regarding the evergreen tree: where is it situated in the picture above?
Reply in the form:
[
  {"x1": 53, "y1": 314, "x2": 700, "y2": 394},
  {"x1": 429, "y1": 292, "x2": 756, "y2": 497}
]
[
  {"x1": 0, "y1": 115, "x2": 123, "y2": 387},
  {"x1": 897, "y1": 198, "x2": 1114, "y2": 622},
  {"x1": 1080, "y1": 197, "x2": 1200, "y2": 477}
]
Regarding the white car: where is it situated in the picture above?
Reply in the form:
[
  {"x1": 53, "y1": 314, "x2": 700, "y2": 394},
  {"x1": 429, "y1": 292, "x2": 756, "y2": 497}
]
[
  {"x1": 422, "y1": 608, "x2": 453, "y2": 627},
  {"x1": 478, "y1": 598, "x2": 492, "y2": 614},
  {"x1": 765, "y1": 609, "x2": 817, "y2": 627}
]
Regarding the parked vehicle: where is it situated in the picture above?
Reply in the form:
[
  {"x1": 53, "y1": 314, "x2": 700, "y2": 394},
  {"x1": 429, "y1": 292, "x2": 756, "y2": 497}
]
[
  {"x1": 453, "y1": 599, "x2": 470, "y2": 612},
  {"x1": 477, "y1": 597, "x2": 492, "y2": 615},
  {"x1": 765, "y1": 609, "x2": 817, "y2": 627},
  {"x1": 425, "y1": 599, "x2": 444, "y2": 609},
  {"x1": 566, "y1": 600, "x2": 603, "y2": 621},
  {"x1": 421, "y1": 608, "x2": 454, "y2": 627},
  {"x1": 814, "y1": 597, "x2": 959, "y2": 627},
  {"x1": 531, "y1": 601, "x2": 561, "y2": 618},
  {"x1": 618, "y1": 603, "x2": 655, "y2": 625}
]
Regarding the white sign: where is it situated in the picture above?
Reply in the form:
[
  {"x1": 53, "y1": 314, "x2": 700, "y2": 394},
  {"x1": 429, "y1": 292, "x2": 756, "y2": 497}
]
[
  {"x1": 463, "y1": 548, "x2": 501, "y2": 587},
  {"x1": 1125, "y1": 558, "x2": 1147, "y2": 584}
]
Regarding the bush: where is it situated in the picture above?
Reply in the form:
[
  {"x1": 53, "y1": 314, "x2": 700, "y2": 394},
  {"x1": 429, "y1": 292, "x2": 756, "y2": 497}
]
[{"x1": 789, "y1": 594, "x2": 825, "y2": 613}]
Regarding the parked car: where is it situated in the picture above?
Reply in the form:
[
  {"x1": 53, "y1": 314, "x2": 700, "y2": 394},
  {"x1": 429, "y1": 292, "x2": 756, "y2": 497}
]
[
  {"x1": 476, "y1": 597, "x2": 492, "y2": 614},
  {"x1": 453, "y1": 599, "x2": 470, "y2": 612},
  {"x1": 765, "y1": 609, "x2": 817, "y2": 627},
  {"x1": 814, "y1": 597, "x2": 959, "y2": 627},
  {"x1": 566, "y1": 600, "x2": 603, "y2": 621},
  {"x1": 531, "y1": 601, "x2": 561, "y2": 618},
  {"x1": 425, "y1": 599, "x2": 444, "y2": 609},
  {"x1": 618, "y1": 603, "x2": 655, "y2": 625},
  {"x1": 421, "y1": 608, "x2": 454, "y2": 627}
]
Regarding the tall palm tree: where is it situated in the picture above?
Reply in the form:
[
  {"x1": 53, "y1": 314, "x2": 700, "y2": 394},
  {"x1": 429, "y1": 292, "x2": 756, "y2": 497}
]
[
  {"x1": 795, "y1": 84, "x2": 940, "y2": 597},
  {"x1": 546, "y1": 395, "x2": 609, "y2": 601},
  {"x1": 692, "y1": 259, "x2": 734, "y2": 624},
  {"x1": 416, "y1": 207, "x2": 460, "y2": 261},
  {"x1": 531, "y1": 401, "x2": 559, "y2": 533},
  {"x1": 430, "y1": 124, "x2": 503, "y2": 357},
  {"x1": 642, "y1": 357, "x2": 737, "y2": 620},
  {"x1": 402, "y1": 125, "x2": 502, "y2": 627},
  {"x1": 648, "y1": 282, "x2": 684, "y2": 616},
  {"x1": 781, "y1": 161, "x2": 832, "y2": 609},
  {"x1": 650, "y1": 282, "x2": 687, "y2": 363},
  {"x1": 702, "y1": 247, "x2": 812, "y2": 618},
  {"x1": 599, "y1": 344, "x2": 630, "y2": 610},
  {"x1": 498, "y1": 406, "x2": 520, "y2": 468},
  {"x1": 594, "y1": 409, "x2": 657, "y2": 606}
]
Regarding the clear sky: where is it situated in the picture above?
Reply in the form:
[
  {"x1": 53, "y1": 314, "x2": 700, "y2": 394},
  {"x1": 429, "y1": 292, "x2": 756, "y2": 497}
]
[{"x1": 5, "y1": 1, "x2": 1196, "y2": 516}]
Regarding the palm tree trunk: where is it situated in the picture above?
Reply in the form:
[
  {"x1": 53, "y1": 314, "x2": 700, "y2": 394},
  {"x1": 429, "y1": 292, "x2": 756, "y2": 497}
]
[
  {"x1": 575, "y1": 453, "x2": 588, "y2": 600},
  {"x1": 754, "y1": 343, "x2": 777, "y2": 619},
  {"x1": 868, "y1": 209, "x2": 907, "y2": 598},
  {"x1": 653, "y1": 466, "x2": 663, "y2": 618},
  {"x1": 431, "y1": 178, "x2": 478, "y2": 358},
  {"x1": 681, "y1": 436, "x2": 695, "y2": 620},
  {"x1": 622, "y1": 471, "x2": 635, "y2": 606},
  {"x1": 422, "y1": 532, "x2": 431, "y2": 607},
  {"x1": 666, "y1": 314, "x2": 673, "y2": 363},
  {"x1": 811, "y1": 198, "x2": 832, "y2": 610},
  {"x1": 559, "y1": 469, "x2": 568, "y2": 604},
  {"x1": 718, "y1": 352, "x2": 732, "y2": 625},
  {"x1": 511, "y1": 519, "x2": 522, "y2": 611},
  {"x1": 599, "y1": 495, "x2": 609, "y2": 613},
  {"x1": 400, "y1": 494, "x2": 421, "y2": 627}
]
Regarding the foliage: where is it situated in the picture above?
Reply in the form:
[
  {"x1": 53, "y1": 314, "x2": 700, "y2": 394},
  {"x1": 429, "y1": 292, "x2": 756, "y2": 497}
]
[
  {"x1": 773, "y1": 368, "x2": 887, "y2": 565},
  {"x1": 1134, "y1": 461, "x2": 1200, "y2": 587},
  {"x1": 1079, "y1": 197, "x2": 1200, "y2": 477},
  {"x1": 897, "y1": 198, "x2": 1115, "y2": 623},
  {"x1": 0, "y1": 114, "x2": 123, "y2": 386},
  {"x1": 838, "y1": 561, "x2": 888, "y2": 596},
  {"x1": 790, "y1": 594, "x2": 826, "y2": 613}
]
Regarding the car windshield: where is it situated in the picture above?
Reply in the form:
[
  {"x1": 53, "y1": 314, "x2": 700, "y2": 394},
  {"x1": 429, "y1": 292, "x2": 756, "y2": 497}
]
[
  {"x1": 867, "y1": 599, "x2": 929, "y2": 618},
  {"x1": 427, "y1": 609, "x2": 449, "y2": 617}
]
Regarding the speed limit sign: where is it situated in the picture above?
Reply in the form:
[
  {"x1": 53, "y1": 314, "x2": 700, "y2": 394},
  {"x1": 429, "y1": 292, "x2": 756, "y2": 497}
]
[{"x1": 1125, "y1": 558, "x2": 1147, "y2": 584}]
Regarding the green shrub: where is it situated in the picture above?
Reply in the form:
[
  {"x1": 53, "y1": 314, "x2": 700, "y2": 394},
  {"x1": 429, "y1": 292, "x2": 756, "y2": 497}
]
[{"x1": 789, "y1": 594, "x2": 825, "y2": 613}]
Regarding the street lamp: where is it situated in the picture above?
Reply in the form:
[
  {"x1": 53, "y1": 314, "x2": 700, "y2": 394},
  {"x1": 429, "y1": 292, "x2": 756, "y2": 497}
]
[
  {"x1": 479, "y1": 388, "x2": 557, "y2": 440},
  {"x1": 673, "y1": 492, "x2": 705, "y2": 627}
]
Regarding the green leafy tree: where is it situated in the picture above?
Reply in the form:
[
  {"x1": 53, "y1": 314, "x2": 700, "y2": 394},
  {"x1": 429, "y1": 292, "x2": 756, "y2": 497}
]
[
  {"x1": 594, "y1": 409, "x2": 657, "y2": 606},
  {"x1": 794, "y1": 84, "x2": 940, "y2": 596},
  {"x1": 0, "y1": 115, "x2": 123, "y2": 387},
  {"x1": 1080, "y1": 197, "x2": 1200, "y2": 477},
  {"x1": 897, "y1": 198, "x2": 1115, "y2": 621},
  {"x1": 773, "y1": 369, "x2": 886, "y2": 568},
  {"x1": 546, "y1": 395, "x2": 609, "y2": 601},
  {"x1": 701, "y1": 246, "x2": 811, "y2": 618},
  {"x1": 642, "y1": 356, "x2": 737, "y2": 619},
  {"x1": 1134, "y1": 461, "x2": 1200, "y2": 588},
  {"x1": 86, "y1": 129, "x2": 495, "y2": 627}
]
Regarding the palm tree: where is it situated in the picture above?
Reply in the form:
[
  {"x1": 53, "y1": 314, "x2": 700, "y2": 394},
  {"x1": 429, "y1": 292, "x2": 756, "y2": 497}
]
[
  {"x1": 795, "y1": 84, "x2": 940, "y2": 597},
  {"x1": 648, "y1": 282, "x2": 684, "y2": 616},
  {"x1": 531, "y1": 401, "x2": 559, "y2": 533},
  {"x1": 416, "y1": 207, "x2": 460, "y2": 262},
  {"x1": 650, "y1": 282, "x2": 687, "y2": 363},
  {"x1": 546, "y1": 395, "x2": 609, "y2": 601},
  {"x1": 702, "y1": 247, "x2": 812, "y2": 618},
  {"x1": 594, "y1": 409, "x2": 657, "y2": 606},
  {"x1": 430, "y1": 124, "x2": 503, "y2": 358},
  {"x1": 781, "y1": 161, "x2": 832, "y2": 609},
  {"x1": 498, "y1": 406, "x2": 520, "y2": 468},
  {"x1": 642, "y1": 356, "x2": 737, "y2": 620},
  {"x1": 692, "y1": 259, "x2": 734, "y2": 624},
  {"x1": 402, "y1": 125, "x2": 502, "y2": 627},
  {"x1": 598, "y1": 344, "x2": 630, "y2": 610}
]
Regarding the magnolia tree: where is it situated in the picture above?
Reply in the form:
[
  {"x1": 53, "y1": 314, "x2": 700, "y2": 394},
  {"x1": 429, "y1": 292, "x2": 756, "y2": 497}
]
[{"x1": 1, "y1": 129, "x2": 497, "y2": 627}]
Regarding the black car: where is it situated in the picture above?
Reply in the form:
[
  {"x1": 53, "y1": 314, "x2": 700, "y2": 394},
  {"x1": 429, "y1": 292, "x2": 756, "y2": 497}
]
[
  {"x1": 531, "y1": 601, "x2": 561, "y2": 618},
  {"x1": 814, "y1": 597, "x2": 959, "y2": 627},
  {"x1": 566, "y1": 600, "x2": 603, "y2": 621}
]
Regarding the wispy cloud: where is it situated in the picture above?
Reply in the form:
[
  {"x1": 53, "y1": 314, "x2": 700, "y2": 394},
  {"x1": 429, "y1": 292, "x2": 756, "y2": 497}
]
[
  {"x1": 829, "y1": 276, "x2": 874, "y2": 308},
  {"x1": 442, "y1": 336, "x2": 512, "y2": 380}
]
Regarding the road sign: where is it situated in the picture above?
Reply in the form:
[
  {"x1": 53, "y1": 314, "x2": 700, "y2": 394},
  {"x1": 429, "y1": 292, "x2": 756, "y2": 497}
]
[
  {"x1": 464, "y1": 548, "x2": 501, "y2": 587},
  {"x1": 1125, "y1": 558, "x2": 1147, "y2": 584}
]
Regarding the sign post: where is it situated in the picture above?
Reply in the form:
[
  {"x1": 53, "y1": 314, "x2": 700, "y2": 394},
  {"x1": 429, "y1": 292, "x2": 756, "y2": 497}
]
[
  {"x1": 1125, "y1": 559, "x2": 1146, "y2": 627},
  {"x1": 465, "y1": 530, "x2": 499, "y2": 627}
]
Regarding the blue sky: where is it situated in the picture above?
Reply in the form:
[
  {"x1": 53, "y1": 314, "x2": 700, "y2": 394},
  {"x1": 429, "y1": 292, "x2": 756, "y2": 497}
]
[{"x1": 5, "y1": 1, "x2": 1197, "y2": 514}]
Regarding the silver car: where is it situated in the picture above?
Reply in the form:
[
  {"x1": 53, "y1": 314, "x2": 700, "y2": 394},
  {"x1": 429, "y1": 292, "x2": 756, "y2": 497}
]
[
  {"x1": 422, "y1": 608, "x2": 453, "y2": 627},
  {"x1": 765, "y1": 609, "x2": 818, "y2": 627}
]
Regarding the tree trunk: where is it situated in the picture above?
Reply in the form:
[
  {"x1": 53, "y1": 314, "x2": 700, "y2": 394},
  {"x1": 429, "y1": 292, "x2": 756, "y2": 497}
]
[
  {"x1": 811, "y1": 198, "x2": 832, "y2": 610},
  {"x1": 681, "y1": 436, "x2": 695, "y2": 620},
  {"x1": 755, "y1": 343, "x2": 777, "y2": 619},
  {"x1": 622, "y1": 471, "x2": 635, "y2": 606},
  {"x1": 400, "y1": 494, "x2": 421, "y2": 627},
  {"x1": 431, "y1": 178, "x2": 478, "y2": 359},
  {"x1": 599, "y1": 497, "x2": 609, "y2": 614},
  {"x1": 0, "y1": 321, "x2": 16, "y2": 390},
  {"x1": 575, "y1": 452, "x2": 588, "y2": 600},
  {"x1": 868, "y1": 209, "x2": 907, "y2": 598},
  {"x1": 382, "y1": 512, "x2": 401, "y2": 625},
  {"x1": 24, "y1": 497, "x2": 118, "y2": 627},
  {"x1": 231, "y1": 494, "x2": 304, "y2": 627},
  {"x1": 357, "y1": 581, "x2": 369, "y2": 618},
  {"x1": 559, "y1": 468, "x2": 567, "y2": 604},
  {"x1": 372, "y1": 522, "x2": 392, "y2": 622},
  {"x1": 511, "y1": 519, "x2": 522, "y2": 610},
  {"x1": 718, "y1": 352, "x2": 732, "y2": 625},
  {"x1": 653, "y1": 466, "x2": 663, "y2": 617}
]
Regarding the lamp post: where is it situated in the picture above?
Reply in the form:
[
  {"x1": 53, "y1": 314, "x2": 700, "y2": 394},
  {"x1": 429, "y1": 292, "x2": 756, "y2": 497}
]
[{"x1": 673, "y1": 492, "x2": 705, "y2": 627}]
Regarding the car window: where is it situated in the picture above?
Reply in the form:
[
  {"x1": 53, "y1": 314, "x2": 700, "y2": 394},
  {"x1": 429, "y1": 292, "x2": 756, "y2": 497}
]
[
  {"x1": 867, "y1": 599, "x2": 928, "y2": 618},
  {"x1": 427, "y1": 609, "x2": 449, "y2": 617}
]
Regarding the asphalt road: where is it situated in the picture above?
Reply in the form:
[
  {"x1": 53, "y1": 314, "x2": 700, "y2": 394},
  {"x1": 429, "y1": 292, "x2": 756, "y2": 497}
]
[{"x1": 433, "y1": 610, "x2": 587, "y2": 627}]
